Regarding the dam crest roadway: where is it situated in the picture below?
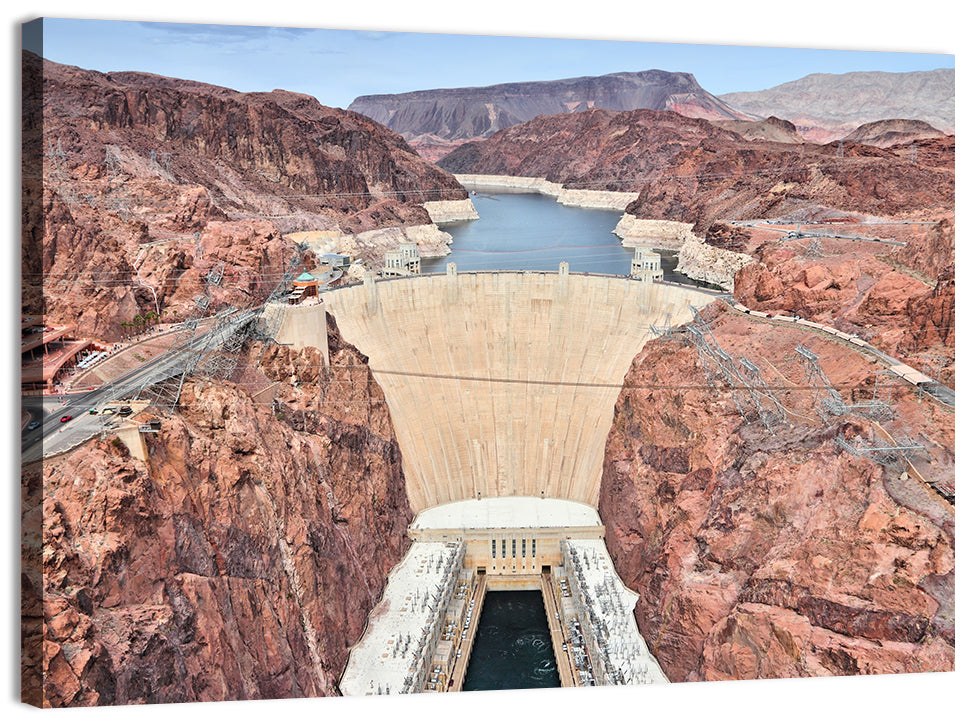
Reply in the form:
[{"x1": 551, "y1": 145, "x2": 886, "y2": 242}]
[{"x1": 316, "y1": 266, "x2": 715, "y2": 693}]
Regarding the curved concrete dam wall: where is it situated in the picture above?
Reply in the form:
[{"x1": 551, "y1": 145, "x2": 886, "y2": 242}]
[{"x1": 323, "y1": 271, "x2": 715, "y2": 511}]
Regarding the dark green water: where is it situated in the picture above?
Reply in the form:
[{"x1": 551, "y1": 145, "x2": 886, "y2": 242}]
[
  {"x1": 422, "y1": 191, "x2": 710, "y2": 286},
  {"x1": 462, "y1": 591, "x2": 560, "y2": 692}
]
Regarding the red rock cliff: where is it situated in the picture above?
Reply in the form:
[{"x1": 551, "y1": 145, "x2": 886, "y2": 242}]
[
  {"x1": 26, "y1": 50, "x2": 466, "y2": 339},
  {"x1": 598, "y1": 307, "x2": 954, "y2": 683},
  {"x1": 438, "y1": 107, "x2": 953, "y2": 234},
  {"x1": 22, "y1": 319, "x2": 413, "y2": 706}
]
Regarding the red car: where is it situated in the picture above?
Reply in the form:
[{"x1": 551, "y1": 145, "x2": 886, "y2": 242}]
[{"x1": 59, "y1": 414, "x2": 72, "y2": 422}]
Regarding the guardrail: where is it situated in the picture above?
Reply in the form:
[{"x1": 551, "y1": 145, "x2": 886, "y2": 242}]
[
  {"x1": 723, "y1": 298, "x2": 953, "y2": 408},
  {"x1": 318, "y1": 268, "x2": 727, "y2": 296}
]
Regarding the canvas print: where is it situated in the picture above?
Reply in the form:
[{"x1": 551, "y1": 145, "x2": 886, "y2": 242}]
[{"x1": 20, "y1": 15, "x2": 954, "y2": 710}]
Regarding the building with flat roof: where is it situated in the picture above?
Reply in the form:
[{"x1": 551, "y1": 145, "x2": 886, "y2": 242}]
[
  {"x1": 382, "y1": 242, "x2": 421, "y2": 276},
  {"x1": 341, "y1": 497, "x2": 667, "y2": 695},
  {"x1": 411, "y1": 497, "x2": 604, "y2": 589},
  {"x1": 339, "y1": 541, "x2": 465, "y2": 696},
  {"x1": 631, "y1": 247, "x2": 663, "y2": 282},
  {"x1": 21, "y1": 319, "x2": 100, "y2": 392},
  {"x1": 321, "y1": 253, "x2": 351, "y2": 268}
]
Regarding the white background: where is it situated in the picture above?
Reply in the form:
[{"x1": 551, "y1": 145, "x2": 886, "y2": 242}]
[{"x1": 3, "y1": 2, "x2": 959, "y2": 719}]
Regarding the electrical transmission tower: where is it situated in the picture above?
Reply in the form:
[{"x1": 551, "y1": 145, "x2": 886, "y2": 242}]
[
  {"x1": 804, "y1": 239, "x2": 824, "y2": 259},
  {"x1": 104, "y1": 144, "x2": 123, "y2": 180},
  {"x1": 44, "y1": 139, "x2": 81, "y2": 205},
  {"x1": 648, "y1": 312, "x2": 681, "y2": 343},
  {"x1": 45, "y1": 139, "x2": 68, "y2": 181},
  {"x1": 134, "y1": 261, "x2": 231, "y2": 413},
  {"x1": 134, "y1": 245, "x2": 307, "y2": 414},
  {"x1": 250, "y1": 243, "x2": 309, "y2": 344},
  {"x1": 685, "y1": 307, "x2": 789, "y2": 432},
  {"x1": 921, "y1": 354, "x2": 949, "y2": 385},
  {"x1": 149, "y1": 150, "x2": 174, "y2": 176},
  {"x1": 835, "y1": 433, "x2": 925, "y2": 469},
  {"x1": 794, "y1": 344, "x2": 893, "y2": 422}
]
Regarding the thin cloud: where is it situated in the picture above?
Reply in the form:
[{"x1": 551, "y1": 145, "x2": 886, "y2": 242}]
[
  {"x1": 354, "y1": 30, "x2": 393, "y2": 41},
  {"x1": 139, "y1": 22, "x2": 315, "y2": 47}
]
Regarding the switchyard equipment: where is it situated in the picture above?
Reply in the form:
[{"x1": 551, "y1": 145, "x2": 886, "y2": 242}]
[
  {"x1": 340, "y1": 542, "x2": 466, "y2": 696},
  {"x1": 686, "y1": 306, "x2": 789, "y2": 432},
  {"x1": 795, "y1": 344, "x2": 893, "y2": 422},
  {"x1": 562, "y1": 540, "x2": 667, "y2": 685}
]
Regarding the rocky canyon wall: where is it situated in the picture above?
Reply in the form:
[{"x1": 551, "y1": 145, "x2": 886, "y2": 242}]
[
  {"x1": 30, "y1": 51, "x2": 468, "y2": 339},
  {"x1": 23, "y1": 319, "x2": 413, "y2": 706},
  {"x1": 598, "y1": 306, "x2": 954, "y2": 683}
]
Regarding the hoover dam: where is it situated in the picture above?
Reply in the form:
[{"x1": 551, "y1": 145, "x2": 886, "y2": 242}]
[
  {"x1": 287, "y1": 266, "x2": 717, "y2": 693},
  {"x1": 323, "y1": 266, "x2": 715, "y2": 511}
]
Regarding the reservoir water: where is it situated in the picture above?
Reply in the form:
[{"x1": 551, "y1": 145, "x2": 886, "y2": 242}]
[
  {"x1": 462, "y1": 591, "x2": 560, "y2": 692},
  {"x1": 423, "y1": 191, "x2": 703, "y2": 285}
]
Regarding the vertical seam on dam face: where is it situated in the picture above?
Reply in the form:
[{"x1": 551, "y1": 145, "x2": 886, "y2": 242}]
[{"x1": 323, "y1": 272, "x2": 714, "y2": 512}]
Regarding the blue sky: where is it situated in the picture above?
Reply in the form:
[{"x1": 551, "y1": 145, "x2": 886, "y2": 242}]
[{"x1": 28, "y1": 15, "x2": 954, "y2": 111}]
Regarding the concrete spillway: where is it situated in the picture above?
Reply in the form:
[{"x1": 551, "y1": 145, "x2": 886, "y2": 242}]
[{"x1": 323, "y1": 269, "x2": 715, "y2": 512}]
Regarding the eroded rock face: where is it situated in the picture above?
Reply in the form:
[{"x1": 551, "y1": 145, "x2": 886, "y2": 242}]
[
  {"x1": 29, "y1": 50, "x2": 466, "y2": 339},
  {"x1": 598, "y1": 309, "x2": 954, "y2": 683},
  {"x1": 350, "y1": 69, "x2": 751, "y2": 155},
  {"x1": 25, "y1": 321, "x2": 412, "y2": 706},
  {"x1": 438, "y1": 107, "x2": 954, "y2": 235},
  {"x1": 894, "y1": 217, "x2": 955, "y2": 282},
  {"x1": 719, "y1": 70, "x2": 955, "y2": 141},
  {"x1": 675, "y1": 240, "x2": 754, "y2": 291},
  {"x1": 733, "y1": 219, "x2": 955, "y2": 384}
]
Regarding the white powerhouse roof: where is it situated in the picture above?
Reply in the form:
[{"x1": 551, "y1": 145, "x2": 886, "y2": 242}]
[
  {"x1": 340, "y1": 542, "x2": 461, "y2": 695},
  {"x1": 411, "y1": 496, "x2": 602, "y2": 531},
  {"x1": 565, "y1": 539, "x2": 668, "y2": 684}
]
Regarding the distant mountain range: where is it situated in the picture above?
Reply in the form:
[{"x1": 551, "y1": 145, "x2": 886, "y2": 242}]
[
  {"x1": 720, "y1": 69, "x2": 954, "y2": 142},
  {"x1": 348, "y1": 70, "x2": 753, "y2": 160},
  {"x1": 437, "y1": 107, "x2": 954, "y2": 232},
  {"x1": 349, "y1": 68, "x2": 953, "y2": 158}
]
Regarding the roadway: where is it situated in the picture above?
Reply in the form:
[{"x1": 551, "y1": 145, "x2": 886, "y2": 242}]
[
  {"x1": 21, "y1": 307, "x2": 261, "y2": 464},
  {"x1": 447, "y1": 573, "x2": 487, "y2": 692},
  {"x1": 541, "y1": 570, "x2": 577, "y2": 686},
  {"x1": 728, "y1": 218, "x2": 911, "y2": 246}
]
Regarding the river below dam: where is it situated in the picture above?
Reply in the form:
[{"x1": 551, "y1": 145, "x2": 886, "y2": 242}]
[
  {"x1": 423, "y1": 191, "x2": 696, "y2": 283},
  {"x1": 462, "y1": 591, "x2": 560, "y2": 692}
]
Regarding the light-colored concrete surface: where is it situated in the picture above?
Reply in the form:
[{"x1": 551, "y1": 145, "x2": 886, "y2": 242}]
[
  {"x1": 265, "y1": 301, "x2": 330, "y2": 364},
  {"x1": 412, "y1": 496, "x2": 601, "y2": 531},
  {"x1": 564, "y1": 539, "x2": 667, "y2": 685},
  {"x1": 340, "y1": 542, "x2": 465, "y2": 696},
  {"x1": 323, "y1": 271, "x2": 715, "y2": 512}
]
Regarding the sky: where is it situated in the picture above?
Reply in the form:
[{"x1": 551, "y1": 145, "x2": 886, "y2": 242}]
[{"x1": 25, "y1": 12, "x2": 955, "y2": 111}]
